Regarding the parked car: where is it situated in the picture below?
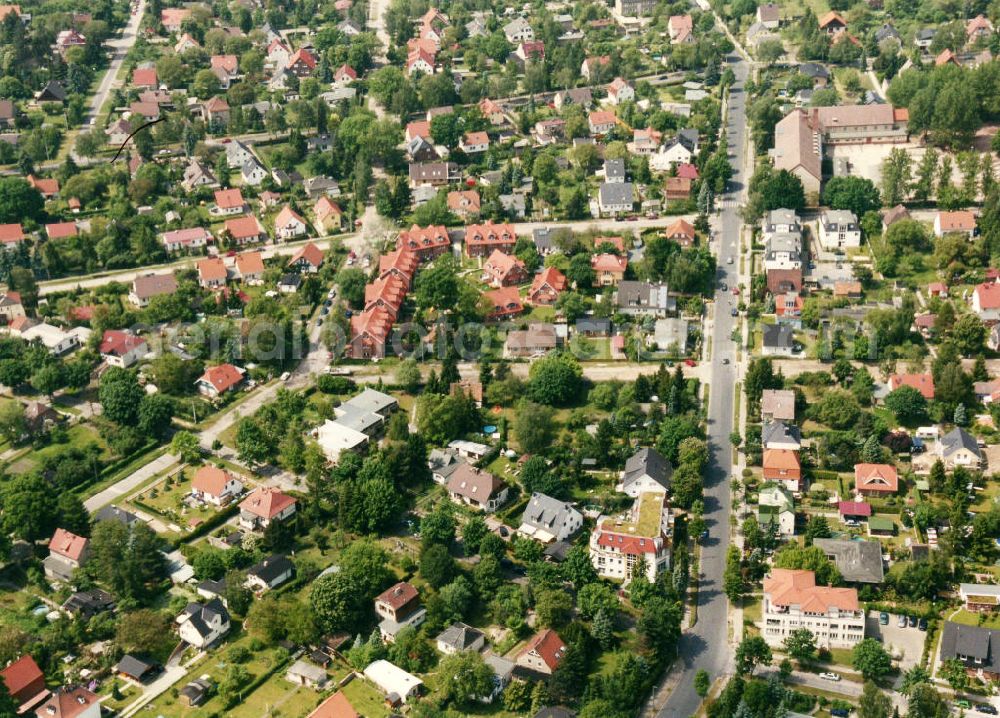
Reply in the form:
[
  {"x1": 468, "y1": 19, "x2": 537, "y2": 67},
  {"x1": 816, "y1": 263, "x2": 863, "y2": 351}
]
[
  {"x1": 897, "y1": 615, "x2": 907, "y2": 628},
  {"x1": 820, "y1": 673, "x2": 841, "y2": 682},
  {"x1": 976, "y1": 705, "x2": 997, "y2": 715},
  {"x1": 879, "y1": 612, "x2": 889, "y2": 625},
  {"x1": 830, "y1": 708, "x2": 850, "y2": 716},
  {"x1": 731, "y1": 308, "x2": 738, "y2": 317},
  {"x1": 908, "y1": 616, "x2": 917, "y2": 627},
  {"x1": 918, "y1": 618, "x2": 928, "y2": 631},
  {"x1": 956, "y1": 700, "x2": 972, "y2": 710}
]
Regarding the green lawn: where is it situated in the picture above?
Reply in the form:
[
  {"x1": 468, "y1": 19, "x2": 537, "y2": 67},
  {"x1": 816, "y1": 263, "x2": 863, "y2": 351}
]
[
  {"x1": 339, "y1": 678, "x2": 392, "y2": 718},
  {"x1": 950, "y1": 608, "x2": 1000, "y2": 630},
  {"x1": 4, "y1": 423, "x2": 110, "y2": 476}
]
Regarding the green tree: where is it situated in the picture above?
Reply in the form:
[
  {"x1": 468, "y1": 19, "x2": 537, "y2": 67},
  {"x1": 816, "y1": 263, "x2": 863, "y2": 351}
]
[
  {"x1": 513, "y1": 400, "x2": 556, "y2": 454},
  {"x1": 938, "y1": 658, "x2": 969, "y2": 692},
  {"x1": 784, "y1": 627, "x2": 816, "y2": 664},
  {"x1": 527, "y1": 353, "x2": 582, "y2": 406},
  {"x1": 884, "y1": 385, "x2": 927, "y2": 424},
  {"x1": 694, "y1": 669, "x2": 711, "y2": 697},
  {"x1": 735, "y1": 635, "x2": 772, "y2": 675},
  {"x1": 115, "y1": 609, "x2": 175, "y2": 660},
  {"x1": 907, "y1": 683, "x2": 948, "y2": 718},
  {"x1": 822, "y1": 176, "x2": 882, "y2": 218},
  {"x1": 98, "y1": 368, "x2": 143, "y2": 425},
  {"x1": 0, "y1": 177, "x2": 44, "y2": 223},
  {"x1": 859, "y1": 681, "x2": 892, "y2": 718},
  {"x1": 880, "y1": 148, "x2": 912, "y2": 205},
  {"x1": 420, "y1": 544, "x2": 455, "y2": 588},
  {"x1": 170, "y1": 431, "x2": 202, "y2": 463},
  {"x1": 852, "y1": 638, "x2": 892, "y2": 680}
]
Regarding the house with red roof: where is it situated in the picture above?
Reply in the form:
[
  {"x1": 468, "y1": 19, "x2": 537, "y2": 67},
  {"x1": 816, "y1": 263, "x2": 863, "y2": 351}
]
[
  {"x1": 365, "y1": 275, "x2": 408, "y2": 319},
  {"x1": 607, "y1": 77, "x2": 635, "y2": 105},
  {"x1": 99, "y1": 330, "x2": 148, "y2": 368},
  {"x1": 34, "y1": 686, "x2": 100, "y2": 718},
  {"x1": 588, "y1": 110, "x2": 617, "y2": 135},
  {"x1": 239, "y1": 487, "x2": 297, "y2": 530},
  {"x1": 234, "y1": 250, "x2": 265, "y2": 283},
  {"x1": 676, "y1": 162, "x2": 700, "y2": 180},
  {"x1": 213, "y1": 188, "x2": 247, "y2": 216},
  {"x1": 763, "y1": 448, "x2": 802, "y2": 492},
  {"x1": 483, "y1": 286, "x2": 523, "y2": 320},
  {"x1": 288, "y1": 242, "x2": 324, "y2": 273},
  {"x1": 379, "y1": 248, "x2": 420, "y2": 287},
  {"x1": 838, "y1": 500, "x2": 872, "y2": 523},
  {"x1": 479, "y1": 97, "x2": 505, "y2": 125},
  {"x1": 668, "y1": 14, "x2": 694, "y2": 42},
  {"x1": 313, "y1": 196, "x2": 344, "y2": 233},
  {"x1": 405, "y1": 120, "x2": 431, "y2": 143},
  {"x1": 854, "y1": 463, "x2": 898, "y2": 496},
  {"x1": 818, "y1": 10, "x2": 847, "y2": 33},
  {"x1": 482, "y1": 250, "x2": 528, "y2": 287},
  {"x1": 44, "y1": 528, "x2": 89, "y2": 581},
  {"x1": 132, "y1": 67, "x2": 158, "y2": 88},
  {"x1": 161, "y1": 226, "x2": 213, "y2": 253},
  {"x1": 515, "y1": 629, "x2": 566, "y2": 675},
  {"x1": 197, "y1": 257, "x2": 228, "y2": 288},
  {"x1": 447, "y1": 190, "x2": 481, "y2": 219},
  {"x1": 459, "y1": 131, "x2": 489, "y2": 154},
  {"x1": 308, "y1": 691, "x2": 359, "y2": 718},
  {"x1": 287, "y1": 47, "x2": 317, "y2": 77},
  {"x1": 196, "y1": 363, "x2": 245, "y2": 397},
  {"x1": 934, "y1": 210, "x2": 976, "y2": 238},
  {"x1": 161, "y1": 7, "x2": 191, "y2": 31},
  {"x1": 465, "y1": 221, "x2": 516, "y2": 258},
  {"x1": 664, "y1": 218, "x2": 696, "y2": 247},
  {"x1": 349, "y1": 306, "x2": 394, "y2": 359},
  {"x1": 223, "y1": 216, "x2": 267, "y2": 246},
  {"x1": 589, "y1": 490, "x2": 670, "y2": 582},
  {"x1": 191, "y1": 466, "x2": 244, "y2": 506},
  {"x1": 967, "y1": 14, "x2": 994, "y2": 41},
  {"x1": 592, "y1": 253, "x2": 627, "y2": 286},
  {"x1": 762, "y1": 569, "x2": 863, "y2": 649},
  {"x1": 528, "y1": 266, "x2": 567, "y2": 305},
  {"x1": 334, "y1": 64, "x2": 357, "y2": 84},
  {"x1": 0, "y1": 655, "x2": 47, "y2": 711},
  {"x1": 0, "y1": 223, "x2": 25, "y2": 248},
  {"x1": 374, "y1": 582, "x2": 426, "y2": 642},
  {"x1": 398, "y1": 224, "x2": 450, "y2": 260},
  {"x1": 973, "y1": 282, "x2": 1000, "y2": 321},
  {"x1": 407, "y1": 48, "x2": 435, "y2": 76},
  {"x1": 27, "y1": 174, "x2": 58, "y2": 198},
  {"x1": 580, "y1": 55, "x2": 610, "y2": 80},
  {"x1": 888, "y1": 373, "x2": 935, "y2": 400},
  {"x1": 274, "y1": 205, "x2": 308, "y2": 240},
  {"x1": 45, "y1": 221, "x2": 77, "y2": 240}
]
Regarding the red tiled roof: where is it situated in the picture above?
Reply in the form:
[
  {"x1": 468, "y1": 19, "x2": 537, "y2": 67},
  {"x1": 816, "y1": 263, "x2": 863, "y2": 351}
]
[
  {"x1": 529, "y1": 266, "x2": 567, "y2": 296},
  {"x1": 289, "y1": 47, "x2": 317, "y2": 69},
  {"x1": 484, "y1": 286, "x2": 523, "y2": 316},
  {"x1": 235, "y1": 250, "x2": 265, "y2": 275},
  {"x1": 35, "y1": 687, "x2": 98, "y2": 718},
  {"x1": 398, "y1": 224, "x2": 449, "y2": 251},
  {"x1": 308, "y1": 691, "x2": 359, "y2": 718},
  {"x1": 192, "y1": 466, "x2": 235, "y2": 496},
  {"x1": 351, "y1": 305, "x2": 394, "y2": 343},
  {"x1": 517, "y1": 629, "x2": 566, "y2": 671},
  {"x1": 45, "y1": 221, "x2": 77, "y2": 239},
  {"x1": 975, "y1": 282, "x2": 1000, "y2": 309},
  {"x1": 1, "y1": 655, "x2": 43, "y2": 697},
  {"x1": 854, "y1": 463, "x2": 898, "y2": 493},
  {"x1": 665, "y1": 218, "x2": 695, "y2": 239},
  {"x1": 591, "y1": 253, "x2": 627, "y2": 273},
  {"x1": 132, "y1": 67, "x2": 157, "y2": 87},
  {"x1": 214, "y1": 188, "x2": 245, "y2": 209},
  {"x1": 49, "y1": 528, "x2": 87, "y2": 561},
  {"x1": 376, "y1": 582, "x2": 419, "y2": 610},
  {"x1": 289, "y1": 241, "x2": 324, "y2": 268},
  {"x1": 0, "y1": 223, "x2": 23, "y2": 244},
  {"x1": 225, "y1": 216, "x2": 264, "y2": 240},
  {"x1": 199, "y1": 363, "x2": 244, "y2": 392},
  {"x1": 99, "y1": 330, "x2": 146, "y2": 357},
  {"x1": 764, "y1": 568, "x2": 859, "y2": 611},
  {"x1": 889, "y1": 373, "x2": 934, "y2": 400},
  {"x1": 240, "y1": 486, "x2": 296, "y2": 519},
  {"x1": 838, "y1": 500, "x2": 872, "y2": 516},
  {"x1": 197, "y1": 257, "x2": 228, "y2": 282}
]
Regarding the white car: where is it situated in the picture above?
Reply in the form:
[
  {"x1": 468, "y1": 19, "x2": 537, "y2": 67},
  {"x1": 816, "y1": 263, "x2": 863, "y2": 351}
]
[{"x1": 819, "y1": 672, "x2": 841, "y2": 682}]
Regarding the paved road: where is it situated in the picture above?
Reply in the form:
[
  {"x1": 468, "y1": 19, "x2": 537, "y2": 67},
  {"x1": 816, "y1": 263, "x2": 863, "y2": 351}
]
[
  {"x1": 83, "y1": 0, "x2": 147, "y2": 131},
  {"x1": 30, "y1": 215, "x2": 693, "y2": 296},
  {"x1": 656, "y1": 50, "x2": 751, "y2": 718},
  {"x1": 84, "y1": 450, "x2": 177, "y2": 512}
]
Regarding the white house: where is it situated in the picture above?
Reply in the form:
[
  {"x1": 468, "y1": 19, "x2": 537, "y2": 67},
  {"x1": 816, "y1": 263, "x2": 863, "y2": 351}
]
[
  {"x1": 224, "y1": 139, "x2": 255, "y2": 168},
  {"x1": 607, "y1": 77, "x2": 635, "y2": 105},
  {"x1": 503, "y1": 16, "x2": 534, "y2": 42},
  {"x1": 618, "y1": 447, "x2": 672, "y2": 496},
  {"x1": 758, "y1": 482, "x2": 796, "y2": 535},
  {"x1": 241, "y1": 159, "x2": 268, "y2": 186},
  {"x1": 589, "y1": 491, "x2": 670, "y2": 583},
  {"x1": 190, "y1": 466, "x2": 244, "y2": 506},
  {"x1": 99, "y1": 330, "x2": 148, "y2": 369},
  {"x1": 274, "y1": 205, "x2": 308, "y2": 240},
  {"x1": 761, "y1": 569, "x2": 864, "y2": 649},
  {"x1": 176, "y1": 599, "x2": 231, "y2": 648},
  {"x1": 364, "y1": 660, "x2": 423, "y2": 704},
  {"x1": 597, "y1": 182, "x2": 635, "y2": 216},
  {"x1": 245, "y1": 554, "x2": 294, "y2": 592},
  {"x1": 973, "y1": 282, "x2": 1000, "y2": 322},
  {"x1": 817, "y1": 210, "x2": 861, "y2": 250},
  {"x1": 518, "y1": 493, "x2": 584, "y2": 543}
]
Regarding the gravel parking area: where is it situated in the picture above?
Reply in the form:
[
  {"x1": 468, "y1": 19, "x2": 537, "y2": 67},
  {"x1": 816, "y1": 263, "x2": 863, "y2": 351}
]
[{"x1": 865, "y1": 610, "x2": 927, "y2": 669}]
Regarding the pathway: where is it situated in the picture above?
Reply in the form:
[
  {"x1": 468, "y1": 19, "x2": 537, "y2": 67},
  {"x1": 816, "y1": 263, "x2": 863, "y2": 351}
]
[{"x1": 84, "y1": 451, "x2": 177, "y2": 512}]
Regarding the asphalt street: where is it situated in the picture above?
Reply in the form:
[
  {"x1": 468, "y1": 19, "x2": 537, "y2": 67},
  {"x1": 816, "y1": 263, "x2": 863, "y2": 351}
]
[{"x1": 656, "y1": 50, "x2": 751, "y2": 718}]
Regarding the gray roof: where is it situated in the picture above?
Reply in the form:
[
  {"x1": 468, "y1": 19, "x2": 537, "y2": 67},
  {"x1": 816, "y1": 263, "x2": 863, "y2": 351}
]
[
  {"x1": 812, "y1": 538, "x2": 885, "y2": 584},
  {"x1": 764, "y1": 208, "x2": 800, "y2": 230},
  {"x1": 940, "y1": 622, "x2": 1000, "y2": 671},
  {"x1": 180, "y1": 598, "x2": 229, "y2": 639},
  {"x1": 677, "y1": 128, "x2": 699, "y2": 150},
  {"x1": 798, "y1": 62, "x2": 829, "y2": 79},
  {"x1": 604, "y1": 158, "x2": 626, "y2": 179},
  {"x1": 599, "y1": 181, "x2": 634, "y2": 207},
  {"x1": 521, "y1": 492, "x2": 580, "y2": 533},
  {"x1": 622, "y1": 447, "x2": 672, "y2": 491},
  {"x1": 765, "y1": 233, "x2": 802, "y2": 261},
  {"x1": 762, "y1": 421, "x2": 801, "y2": 446},
  {"x1": 616, "y1": 281, "x2": 675, "y2": 313},
  {"x1": 533, "y1": 227, "x2": 555, "y2": 251},
  {"x1": 340, "y1": 388, "x2": 398, "y2": 416},
  {"x1": 941, "y1": 427, "x2": 982, "y2": 459},
  {"x1": 822, "y1": 210, "x2": 858, "y2": 230},
  {"x1": 248, "y1": 554, "x2": 294, "y2": 586},
  {"x1": 117, "y1": 654, "x2": 156, "y2": 678},
  {"x1": 94, "y1": 504, "x2": 140, "y2": 525},
  {"x1": 875, "y1": 23, "x2": 900, "y2": 42},
  {"x1": 436, "y1": 622, "x2": 485, "y2": 650},
  {"x1": 763, "y1": 323, "x2": 794, "y2": 349}
]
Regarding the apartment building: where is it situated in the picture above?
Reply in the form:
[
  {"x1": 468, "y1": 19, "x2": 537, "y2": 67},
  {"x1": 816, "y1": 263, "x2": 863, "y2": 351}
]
[{"x1": 761, "y1": 569, "x2": 865, "y2": 649}]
